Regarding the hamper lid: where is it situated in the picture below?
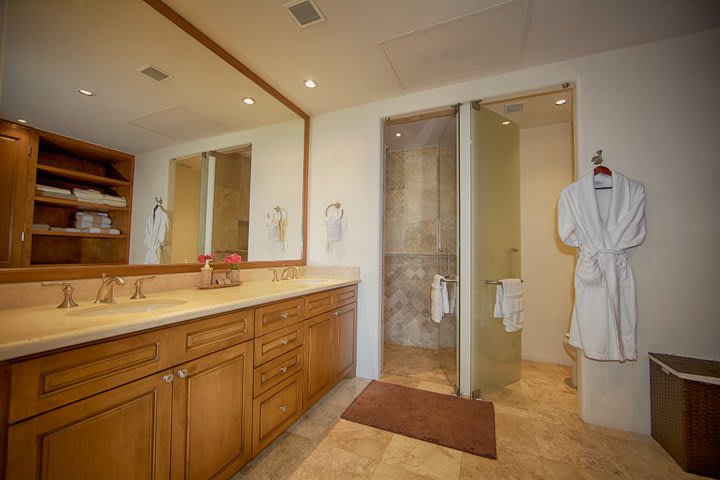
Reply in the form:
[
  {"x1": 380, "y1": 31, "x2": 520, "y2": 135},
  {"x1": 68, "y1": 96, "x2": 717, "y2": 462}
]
[{"x1": 649, "y1": 353, "x2": 720, "y2": 385}]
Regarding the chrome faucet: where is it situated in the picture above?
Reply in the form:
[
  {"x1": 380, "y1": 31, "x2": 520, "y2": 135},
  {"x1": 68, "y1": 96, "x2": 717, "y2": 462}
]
[
  {"x1": 281, "y1": 266, "x2": 300, "y2": 280},
  {"x1": 95, "y1": 274, "x2": 126, "y2": 304}
]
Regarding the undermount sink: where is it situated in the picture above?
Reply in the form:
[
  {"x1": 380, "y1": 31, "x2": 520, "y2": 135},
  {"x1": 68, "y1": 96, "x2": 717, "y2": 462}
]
[{"x1": 70, "y1": 299, "x2": 187, "y2": 317}]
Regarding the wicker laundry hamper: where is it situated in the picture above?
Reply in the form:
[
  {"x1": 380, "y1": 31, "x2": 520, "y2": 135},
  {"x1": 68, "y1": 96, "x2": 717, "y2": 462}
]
[{"x1": 649, "y1": 353, "x2": 720, "y2": 479}]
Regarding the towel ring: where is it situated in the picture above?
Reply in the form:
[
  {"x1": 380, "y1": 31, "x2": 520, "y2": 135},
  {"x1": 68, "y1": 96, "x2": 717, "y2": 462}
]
[
  {"x1": 267, "y1": 206, "x2": 284, "y2": 220},
  {"x1": 325, "y1": 202, "x2": 343, "y2": 220}
]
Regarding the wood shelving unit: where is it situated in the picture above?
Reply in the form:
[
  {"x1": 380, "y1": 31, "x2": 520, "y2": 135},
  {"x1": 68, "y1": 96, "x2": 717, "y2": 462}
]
[{"x1": 25, "y1": 130, "x2": 135, "y2": 266}]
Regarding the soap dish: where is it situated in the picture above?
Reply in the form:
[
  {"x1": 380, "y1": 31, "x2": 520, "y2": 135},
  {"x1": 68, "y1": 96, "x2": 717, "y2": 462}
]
[{"x1": 198, "y1": 281, "x2": 243, "y2": 290}]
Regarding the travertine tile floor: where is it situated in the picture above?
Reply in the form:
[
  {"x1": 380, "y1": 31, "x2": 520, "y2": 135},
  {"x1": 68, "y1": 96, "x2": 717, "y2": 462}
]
[{"x1": 234, "y1": 344, "x2": 709, "y2": 479}]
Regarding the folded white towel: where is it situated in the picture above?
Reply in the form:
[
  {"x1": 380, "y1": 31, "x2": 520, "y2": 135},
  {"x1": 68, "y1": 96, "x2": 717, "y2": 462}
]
[
  {"x1": 442, "y1": 276, "x2": 457, "y2": 315},
  {"x1": 76, "y1": 211, "x2": 109, "y2": 218},
  {"x1": 431, "y1": 274, "x2": 446, "y2": 324},
  {"x1": 37, "y1": 190, "x2": 77, "y2": 201},
  {"x1": 73, "y1": 188, "x2": 104, "y2": 199},
  {"x1": 493, "y1": 279, "x2": 524, "y2": 332},
  {"x1": 36, "y1": 184, "x2": 72, "y2": 195},
  {"x1": 32, "y1": 223, "x2": 50, "y2": 230},
  {"x1": 325, "y1": 211, "x2": 342, "y2": 242},
  {"x1": 81, "y1": 227, "x2": 120, "y2": 234},
  {"x1": 50, "y1": 227, "x2": 81, "y2": 232}
]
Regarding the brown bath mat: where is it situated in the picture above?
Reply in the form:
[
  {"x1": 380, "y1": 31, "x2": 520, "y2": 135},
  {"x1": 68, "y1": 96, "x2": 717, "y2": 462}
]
[{"x1": 341, "y1": 380, "x2": 497, "y2": 459}]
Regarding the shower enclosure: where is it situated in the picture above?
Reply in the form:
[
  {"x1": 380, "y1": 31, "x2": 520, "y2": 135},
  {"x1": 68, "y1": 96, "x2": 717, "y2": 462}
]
[
  {"x1": 382, "y1": 108, "x2": 459, "y2": 391},
  {"x1": 470, "y1": 103, "x2": 522, "y2": 397}
]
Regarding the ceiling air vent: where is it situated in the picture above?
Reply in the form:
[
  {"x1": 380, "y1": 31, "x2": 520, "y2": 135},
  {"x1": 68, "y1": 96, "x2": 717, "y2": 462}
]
[
  {"x1": 505, "y1": 103, "x2": 524, "y2": 113},
  {"x1": 137, "y1": 64, "x2": 172, "y2": 83},
  {"x1": 285, "y1": 0, "x2": 325, "y2": 28}
]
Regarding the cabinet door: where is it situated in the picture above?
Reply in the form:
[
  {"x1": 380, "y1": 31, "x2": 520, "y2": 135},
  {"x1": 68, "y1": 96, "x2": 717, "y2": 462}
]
[
  {"x1": 0, "y1": 121, "x2": 31, "y2": 268},
  {"x1": 6, "y1": 371, "x2": 172, "y2": 480},
  {"x1": 171, "y1": 341, "x2": 253, "y2": 480},
  {"x1": 334, "y1": 303, "x2": 357, "y2": 381},
  {"x1": 303, "y1": 313, "x2": 335, "y2": 410}
]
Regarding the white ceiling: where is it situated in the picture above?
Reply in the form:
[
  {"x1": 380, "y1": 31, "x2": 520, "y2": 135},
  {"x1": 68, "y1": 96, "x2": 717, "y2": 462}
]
[
  {"x1": 0, "y1": 0, "x2": 298, "y2": 154},
  {"x1": 1, "y1": 0, "x2": 719, "y2": 154},
  {"x1": 165, "y1": 0, "x2": 720, "y2": 115}
]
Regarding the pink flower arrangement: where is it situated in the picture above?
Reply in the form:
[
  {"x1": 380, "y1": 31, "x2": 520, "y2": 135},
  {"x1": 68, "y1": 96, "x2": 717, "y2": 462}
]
[
  {"x1": 197, "y1": 253, "x2": 215, "y2": 264},
  {"x1": 224, "y1": 253, "x2": 243, "y2": 269}
]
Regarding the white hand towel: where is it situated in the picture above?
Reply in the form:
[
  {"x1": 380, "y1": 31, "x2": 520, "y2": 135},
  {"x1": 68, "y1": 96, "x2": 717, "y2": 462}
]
[
  {"x1": 493, "y1": 279, "x2": 524, "y2": 332},
  {"x1": 444, "y1": 276, "x2": 457, "y2": 315},
  {"x1": 266, "y1": 211, "x2": 282, "y2": 242},
  {"x1": 325, "y1": 212, "x2": 342, "y2": 242},
  {"x1": 431, "y1": 274, "x2": 445, "y2": 323}
]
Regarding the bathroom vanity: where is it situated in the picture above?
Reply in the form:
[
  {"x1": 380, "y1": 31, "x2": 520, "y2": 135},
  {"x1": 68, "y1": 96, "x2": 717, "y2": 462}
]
[{"x1": 0, "y1": 279, "x2": 358, "y2": 479}]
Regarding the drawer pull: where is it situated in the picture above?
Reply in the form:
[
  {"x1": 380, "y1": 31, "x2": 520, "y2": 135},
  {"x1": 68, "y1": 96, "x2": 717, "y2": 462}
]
[
  {"x1": 281, "y1": 312, "x2": 289, "y2": 319},
  {"x1": 279, "y1": 404, "x2": 287, "y2": 412},
  {"x1": 334, "y1": 311, "x2": 340, "y2": 316},
  {"x1": 177, "y1": 369, "x2": 188, "y2": 378},
  {"x1": 279, "y1": 338, "x2": 289, "y2": 345},
  {"x1": 163, "y1": 374, "x2": 174, "y2": 383},
  {"x1": 279, "y1": 366, "x2": 288, "y2": 374}
]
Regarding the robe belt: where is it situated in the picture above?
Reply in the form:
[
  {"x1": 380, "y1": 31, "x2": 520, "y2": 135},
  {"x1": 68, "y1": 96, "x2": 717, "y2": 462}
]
[{"x1": 580, "y1": 246, "x2": 627, "y2": 259}]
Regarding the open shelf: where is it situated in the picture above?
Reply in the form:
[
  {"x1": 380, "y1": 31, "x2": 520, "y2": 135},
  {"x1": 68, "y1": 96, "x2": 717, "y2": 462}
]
[
  {"x1": 36, "y1": 164, "x2": 129, "y2": 187},
  {"x1": 31, "y1": 230, "x2": 127, "y2": 239},
  {"x1": 34, "y1": 195, "x2": 128, "y2": 212}
]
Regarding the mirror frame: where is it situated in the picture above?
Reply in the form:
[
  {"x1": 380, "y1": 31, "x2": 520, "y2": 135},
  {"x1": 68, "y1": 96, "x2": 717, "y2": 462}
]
[{"x1": 0, "y1": 0, "x2": 309, "y2": 283}]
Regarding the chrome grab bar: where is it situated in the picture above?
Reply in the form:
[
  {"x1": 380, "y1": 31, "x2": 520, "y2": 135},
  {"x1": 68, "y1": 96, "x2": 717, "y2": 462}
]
[{"x1": 484, "y1": 279, "x2": 523, "y2": 285}]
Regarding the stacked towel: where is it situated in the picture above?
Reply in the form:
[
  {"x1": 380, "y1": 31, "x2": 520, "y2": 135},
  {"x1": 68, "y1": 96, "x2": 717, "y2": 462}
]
[
  {"x1": 493, "y1": 279, "x2": 524, "y2": 332},
  {"x1": 50, "y1": 227, "x2": 82, "y2": 232},
  {"x1": 75, "y1": 211, "x2": 111, "y2": 228},
  {"x1": 32, "y1": 223, "x2": 50, "y2": 231},
  {"x1": 36, "y1": 184, "x2": 77, "y2": 201},
  {"x1": 81, "y1": 227, "x2": 121, "y2": 235},
  {"x1": 103, "y1": 193, "x2": 127, "y2": 207},
  {"x1": 72, "y1": 188, "x2": 105, "y2": 204},
  {"x1": 431, "y1": 274, "x2": 447, "y2": 324}
]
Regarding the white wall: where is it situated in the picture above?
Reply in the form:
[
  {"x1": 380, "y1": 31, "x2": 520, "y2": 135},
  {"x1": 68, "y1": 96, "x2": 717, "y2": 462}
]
[
  {"x1": 519, "y1": 124, "x2": 575, "y2": 365},
  {"x1": 308, "y1": 28, "x2": 720, "y2": 434},
  {"x1": 130, "y1": 118, "x2": 304, "y2": 264}
]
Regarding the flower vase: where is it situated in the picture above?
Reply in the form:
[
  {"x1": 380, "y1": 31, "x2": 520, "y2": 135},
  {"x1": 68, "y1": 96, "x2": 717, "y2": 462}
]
[{"x1": 229, "y1": 269, "x2": 241, "y2": 283}]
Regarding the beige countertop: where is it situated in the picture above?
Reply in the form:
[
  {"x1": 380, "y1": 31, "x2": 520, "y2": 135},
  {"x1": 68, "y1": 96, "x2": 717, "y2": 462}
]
[{"x1": 0, "y1": 277, "x2": 360, "y2": 361}]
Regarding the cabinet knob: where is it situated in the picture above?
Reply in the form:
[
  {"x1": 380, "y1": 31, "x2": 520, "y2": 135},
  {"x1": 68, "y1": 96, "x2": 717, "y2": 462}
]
[
  {"x1": 163, "y1": 374, "x2": 174, "y2": 383},
  {"x1": 177, "y1": 369, "x2": 188, "y2": 378},
  {"x1": 279, "y1": 404, "x2": 287, "y2": 412},
  {"x1": 281, "y1": 312, "x2": 289, "y2": 319},
  {"x1": 334, "y1": 311, "x2": 340, "y2": 317},
  {"x1": 279, "y1": 366, "x2": 288, "y2": 374},
  {"x1": 280, "y1": 338, "x2": 289, "y2": 345}
]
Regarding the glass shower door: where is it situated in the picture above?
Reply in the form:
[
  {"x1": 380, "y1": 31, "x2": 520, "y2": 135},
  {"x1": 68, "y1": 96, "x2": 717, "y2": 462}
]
[
  {"x1": 470, "y1": 105, "x2": 522, "y2": 397},
  {"x1": 437, "y1": 114, "x2": 458, "y2": 391}
]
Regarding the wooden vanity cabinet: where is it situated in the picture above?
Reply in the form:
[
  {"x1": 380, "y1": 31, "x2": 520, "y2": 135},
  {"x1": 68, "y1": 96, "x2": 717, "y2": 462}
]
[
  {"x1": 0, "y1": 284, "x2": 358, "y2": 479},
  {"x1": 303, "y1": 286, "x2": 358, "y2": 411}
]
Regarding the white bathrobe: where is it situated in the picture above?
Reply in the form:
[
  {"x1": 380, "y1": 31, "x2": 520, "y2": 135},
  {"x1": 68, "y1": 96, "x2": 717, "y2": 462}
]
[
  {"x1": 144, "y1": 208, "x2": 169, "y2": 264},
  {"x1": 558, "y1": 171, "x2": 646, "y2": 361}
]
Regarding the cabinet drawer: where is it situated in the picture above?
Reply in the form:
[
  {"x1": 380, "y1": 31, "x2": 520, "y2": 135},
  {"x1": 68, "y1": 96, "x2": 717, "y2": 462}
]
[
  {"x1": 253, "y1": 346, "x2": 304, "y2": 397},
  {"x1": 170, "y1": 308, "x2": 254, "y2": 364},
  {"x1": 9, "y1": 329, "x2": 172, "y2": 423},
  {"x1": 253, "y1": 323, "x2": 303, "y2": 367},
  {"x1": 255, "y1": 298, "x2": 304, "y2": 336},
  {"x1": 304, "y1": 285, "x2": 357, "y2": 318},
  {"x1": 252, "y1": 372, "x2": 303, "y2": 455}
]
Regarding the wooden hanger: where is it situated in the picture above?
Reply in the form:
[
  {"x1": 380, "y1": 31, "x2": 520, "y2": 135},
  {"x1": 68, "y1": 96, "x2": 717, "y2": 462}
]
[{"x1": 592, "y1": 150, "x2": 612, "y2": 189}]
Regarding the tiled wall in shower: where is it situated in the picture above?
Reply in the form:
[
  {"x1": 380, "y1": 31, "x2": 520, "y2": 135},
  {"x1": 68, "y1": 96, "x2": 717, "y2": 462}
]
[{"x1": 383, "y1": 145, "x2": 456, "y2": 349}]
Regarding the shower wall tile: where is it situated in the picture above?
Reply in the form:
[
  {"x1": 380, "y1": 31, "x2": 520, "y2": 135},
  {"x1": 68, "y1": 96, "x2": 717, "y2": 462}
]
[{"x1": 383, "y1": 254, "x2": 438, "y2": 349}]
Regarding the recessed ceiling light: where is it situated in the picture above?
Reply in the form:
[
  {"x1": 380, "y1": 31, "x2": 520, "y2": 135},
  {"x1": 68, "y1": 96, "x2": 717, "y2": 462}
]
[
  {"x1": 555, "y1": 99, "x2": 567, "y2": 105},
  {"x1": 502, "y1": 121, "x2": 511, "y2": 125},
  {"x1": 16, "y1": 119, "x2": 28, "y2": 124},
  {"x1": 78, "y1": 89, "x2": 95, "y2": 96},
  {"x1": 304, "y1": 79, "x2": 317, "y2": 88},
  {"x1": 395, "y1": 133, "x2": 401, "y2": 137},
  {"x1": 243, "y1": 97, "x2": 255, "y2": 105}
]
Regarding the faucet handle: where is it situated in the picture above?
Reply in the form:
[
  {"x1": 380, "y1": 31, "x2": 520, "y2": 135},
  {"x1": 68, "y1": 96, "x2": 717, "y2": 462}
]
[
  {"x1": 41, "y1": 281, "x2": 79, "y2": 309},
  {"x1": 131, "y1": 276, "x2": 155, "y2": 300},
  {"x1": 268, "y1": 268, "x2": 281, "y2": 282}
]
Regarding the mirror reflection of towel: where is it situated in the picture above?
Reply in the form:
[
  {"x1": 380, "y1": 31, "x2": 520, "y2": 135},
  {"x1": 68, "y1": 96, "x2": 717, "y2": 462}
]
[{"x1": 266, "y1": 211, "x2": 282, "y2": 242}]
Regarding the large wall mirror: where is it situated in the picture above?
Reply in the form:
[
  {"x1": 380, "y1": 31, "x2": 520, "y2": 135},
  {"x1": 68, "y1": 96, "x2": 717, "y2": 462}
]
[{"x1": 0, "y1": 0, "x2": 308, "y2": 281}]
